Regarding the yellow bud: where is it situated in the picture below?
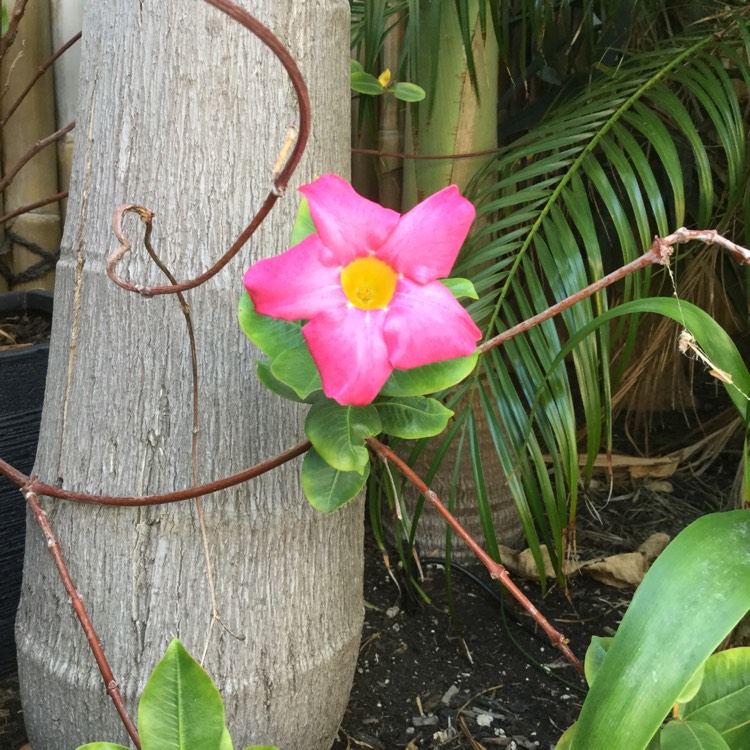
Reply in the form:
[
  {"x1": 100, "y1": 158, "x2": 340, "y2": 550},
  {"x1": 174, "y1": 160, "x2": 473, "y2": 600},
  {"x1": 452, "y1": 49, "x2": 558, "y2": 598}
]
[{"x1": 377, "y1": 69, "x2": 392, "y2": 88}]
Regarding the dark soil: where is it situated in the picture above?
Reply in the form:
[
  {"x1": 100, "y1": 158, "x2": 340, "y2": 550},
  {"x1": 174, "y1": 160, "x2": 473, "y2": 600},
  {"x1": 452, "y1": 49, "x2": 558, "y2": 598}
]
[
  {"x1": 0, "y1": 311, "x2": 52, "y2": 349},
  {"x1": 331, "y1": 466, "x2": 730, "y2": 750}
]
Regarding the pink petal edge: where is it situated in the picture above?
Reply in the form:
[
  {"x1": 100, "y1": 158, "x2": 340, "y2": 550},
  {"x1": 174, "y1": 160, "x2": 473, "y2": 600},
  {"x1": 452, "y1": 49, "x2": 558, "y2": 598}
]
[
  {"x1": 377, "y1": 185, "x2": 475, "y2": 284},
  {"x1": 384, "y1": 278, "x2": 482, "y2": 369},
  {"x1": 300, "y1": 174, "x2": 401, "y2": 265},
  {"x1": 244, "y1": 235, "x2": 345, "y2": 321},
  {"x1": 303, "y1": 307, "x2": 392, "y2": 406}
]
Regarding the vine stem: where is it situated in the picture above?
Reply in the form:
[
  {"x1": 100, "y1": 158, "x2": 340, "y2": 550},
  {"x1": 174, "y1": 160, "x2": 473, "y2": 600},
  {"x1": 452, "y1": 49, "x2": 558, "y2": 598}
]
[
  {"x1": 23, "y1": 489, "x2": 142, "y2": 749},
  {"x1": 366, "y1": 437, "x2": 585, "y2": 677}
]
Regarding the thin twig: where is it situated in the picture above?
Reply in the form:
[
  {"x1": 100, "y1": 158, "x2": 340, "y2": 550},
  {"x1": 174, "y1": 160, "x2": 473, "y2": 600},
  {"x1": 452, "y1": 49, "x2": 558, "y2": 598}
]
[
  {"x1": 1, "y1": 31, "x2": 82, "y2": 127},
  {"x1": 0, "y1": 440, "x2": 312, "y2": 506},
  {"x1": 0, "y1": 0, "x2": 30, "y2": 62},
  {"x1": 479, "y1": 228, "x2": 750, "y2": 355},
  {"x1": 0, "y1": 120, "x2": 75, "y2": 194},
  {"x1": 23, "y1": 489, "x2": 141, "y2": 749},
  {"x1": 0, "y1": 190, "x2": 68, "y2": 225},
  {"x1": 366, "y1": 438, "x2": 585, "y2": 676}
]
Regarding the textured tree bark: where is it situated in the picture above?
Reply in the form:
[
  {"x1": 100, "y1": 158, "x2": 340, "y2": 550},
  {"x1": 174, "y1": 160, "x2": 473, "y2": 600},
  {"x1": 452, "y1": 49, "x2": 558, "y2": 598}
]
[{"x1": 15, "y1": 2, "x2": 361, "y2": 749}]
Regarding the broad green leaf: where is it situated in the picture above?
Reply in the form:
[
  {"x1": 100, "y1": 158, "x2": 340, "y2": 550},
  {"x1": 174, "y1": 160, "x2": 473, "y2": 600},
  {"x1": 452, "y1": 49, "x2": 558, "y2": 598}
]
[
  {"x1": 573, "y1": 511, "x2": 750, "y2": 750},
  {"x1": 351, "y1": 71, "x2": 385, "y2": 95},
  {"x1": 440, "y1": 277, "x2": 479, "y2": 300},
  {"x1": 681, "y1": 648, "x2": 750, "y2": 749},
  {"x1": 391, "y1": 81, "x2": 426, "y2": 102},
  {"x1": 301, "y1": 447, "x2": 369, "y2": 513},
  {"x1": 219, "y1": 728, "x2": 234, "y2": 750},
  {"x1": 555, "y1": 724, "x2": 575, "y2": 749},
  {"x1": 380, "y1": 352, "x2": 478, "y2": 397},
  {"x1": 257, "y1": 361, "x2": 307, "y2": 403},
  {"x1": 676, "y1": 663, "x2": 706, "y2": 705},
  {"x1": 238, "y1": 293, "x2": 304, "y2": 359},
  {"x1": 375, "y1": 396, "x2": 453, "y2": 439},
  {"x1": 583, "y1": 636, "x2": 612, "y2": 687},
  {"x1": 270, "y1": 347, "x2": 322, "y2": 399},
  {"x1": 350, "y1": 59, "x2": 364, "y2": 75},
  {"x1": 305, "y1": 400, "x2": 382, "y2": 474},
  {"x1": 139, "y1": 639, "x2": 226, "y2": 750},
  {"x1": 289, "y1": 198, "x2": 316, "y2": 247},
  {"x1": 76, "y1": 745, "x2": 130, "y2": 750},
  {"x1": 660, "y1": 720, "x2": 731, "y2": 750}
]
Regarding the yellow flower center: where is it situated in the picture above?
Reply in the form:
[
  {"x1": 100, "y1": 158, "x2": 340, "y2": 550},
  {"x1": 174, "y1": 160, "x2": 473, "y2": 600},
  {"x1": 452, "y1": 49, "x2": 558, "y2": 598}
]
[{"x1": 341, "y1": 256, "x2": 398, "y2": 310}]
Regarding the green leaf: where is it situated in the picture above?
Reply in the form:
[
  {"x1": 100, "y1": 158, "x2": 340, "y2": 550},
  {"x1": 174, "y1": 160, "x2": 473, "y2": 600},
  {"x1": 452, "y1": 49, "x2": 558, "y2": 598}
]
[
  {"x1": 76, "y1": 745, "x2": 131, "y2": 750},
  {"x1": 270, "y1": 347, "x2": 322, "y2": 399},
  {"x1": 380, "y1": 352, "x2": 478, "y2": 397},
  {"x1": 554, "y1": 724, "x2": 576, "y2": 750},
  {"x1": 350, "y1": 59, "x2": 365, "y2": 75},
  {"x1": 660, "y1": 720, "x2": 731, "y2": 750},
  {"x1": 219, "y1": 728, "x2": 234, "y2": 750},
  {"x1": 1, "y1": 3, "x2": 8, "y2": 37},
  {"x1": 583, "y1": 636, "x2": 612, "y2": 687},
  {"x1": 681, "y1": 648, "x2": 750, "y2": 749},
  {"x1": 289, "y1": 198, "x2": 317, "y2": 247},
  {"x1": 375, "y1": 396, "x2": 453, "y2": 439},
  {"x1": 676, "y1": 663, "x2": 707, "y2": 705},
  {"x1": 256, "y1": 361, "x2": 307, "y2": 403},
  {"x1": 572, "y1": 511, "x2": 750, "y2": 750},
  {"x1": 139, "y1": 639, "x2": 227, "y2": 750},
  {"x1": 301, "y1": 447, "x2": 369, "y2": 513},
  {"x1": 391, "y1": 81, "x2": 426, "y2": 102},
  {"x1": 238, "y1": 293, "x2": 304, "y2": 359},
  {"x1": 351, "y1": 71, "x2": 385, "y2": 95},
  {"x1": 440, "y1": 277, "x2": 479, "y2": 300},
  {"x1": 305, "y1": 400, "x2": 382, "y2": 474}
]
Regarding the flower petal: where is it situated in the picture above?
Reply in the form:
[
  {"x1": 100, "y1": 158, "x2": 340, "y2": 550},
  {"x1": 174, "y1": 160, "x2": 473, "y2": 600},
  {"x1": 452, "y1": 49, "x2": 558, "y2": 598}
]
[
  {"x1": 377, "y1": 185, "x2": 475, "y2": 283},
  {"x1": 300, "y1": 174, "x2": 400, "y2": 265},
  {"x1": 303, "y1": 307, "x2": 392, "y2": 405},
  {"x1": 384, "y1": 279, "x2": 482, "y2": 369},
  {"x1": 244, "y1": 235, "x2": 345, "y2": 320}
]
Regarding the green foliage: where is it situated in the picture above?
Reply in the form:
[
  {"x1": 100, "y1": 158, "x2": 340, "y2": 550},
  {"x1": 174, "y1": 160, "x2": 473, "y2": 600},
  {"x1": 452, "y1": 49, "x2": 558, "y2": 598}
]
[
  {"x1": 301, "y1": 447, "x2": 370, "y2": 513},
  {"x1": 1, "y1": 3, "x2": 8, "y2": 37},
  {"x1": 350, "y1": 59, "x2": 425, "y2": 101},
  {"x1": 76, "y1": 639, "x2": 278, "y2": 750},
  {"x1": 558, "y1": 511, "x2": 750, "y2": 750}
]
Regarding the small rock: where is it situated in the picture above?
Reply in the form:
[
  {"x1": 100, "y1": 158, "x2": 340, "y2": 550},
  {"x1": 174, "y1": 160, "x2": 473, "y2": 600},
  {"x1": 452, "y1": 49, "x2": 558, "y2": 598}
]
[
  {"x1": 386, "y1": 605, "x2": 400, "y2": 618},
  {"x1": 441, "y1": 683, "x2": 459, "y2": 706},
  {"x1": 412, "y1": 714, "x2": 439, "y2": 727},
  {"x1": 476, "y1": 712, "x2": 494, "y2": 727}
]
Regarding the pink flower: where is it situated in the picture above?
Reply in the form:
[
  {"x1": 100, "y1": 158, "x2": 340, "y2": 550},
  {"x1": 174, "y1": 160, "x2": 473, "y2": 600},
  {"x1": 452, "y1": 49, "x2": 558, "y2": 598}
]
[{"x1": 244, "y1": 174, "x2": 482, "y2": 406}]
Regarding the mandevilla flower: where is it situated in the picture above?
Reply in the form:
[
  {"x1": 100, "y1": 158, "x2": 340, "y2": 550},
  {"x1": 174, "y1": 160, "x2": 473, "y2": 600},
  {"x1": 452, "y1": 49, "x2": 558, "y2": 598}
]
[{"x1": 244, "y1": 174, "x2": 482, "y2": 405}]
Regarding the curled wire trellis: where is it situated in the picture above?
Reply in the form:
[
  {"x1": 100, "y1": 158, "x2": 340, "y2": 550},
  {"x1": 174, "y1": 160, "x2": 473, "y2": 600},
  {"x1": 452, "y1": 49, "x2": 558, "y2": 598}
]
[{"x1": 3, "y1": 0, "x2": 750, "y2": 746}]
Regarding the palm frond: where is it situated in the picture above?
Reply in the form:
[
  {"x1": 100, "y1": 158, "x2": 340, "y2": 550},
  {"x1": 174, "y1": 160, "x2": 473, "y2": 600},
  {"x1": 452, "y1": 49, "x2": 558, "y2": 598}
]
[{"x1": 450, "y1": 25, "x2": 749, "y2": 581}]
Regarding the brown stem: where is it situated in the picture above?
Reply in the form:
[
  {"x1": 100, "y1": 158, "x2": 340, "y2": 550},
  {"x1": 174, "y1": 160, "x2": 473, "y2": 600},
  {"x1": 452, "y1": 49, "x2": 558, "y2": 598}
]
[
  {"x1": 1, "y1": 31, "x2": 82, "y2": 127},
  {"x1": 0, "y1": 190, "x2": 68, "y2": 225},
  {"x1": 0, "y1": 120, "x2": 75, "y2": 194},
  {"x1": 0, "y1": 439, "x2": 312, "y2": 506},
  {"x1": 0, "y1": 0, "x2": 30, "y2": 61},
  {"x1": 366, "y1": 437, "x2": 585, "y2": 677},
  {"x1": 24, "y1": 489, "x2": 141, "y2": 749}
]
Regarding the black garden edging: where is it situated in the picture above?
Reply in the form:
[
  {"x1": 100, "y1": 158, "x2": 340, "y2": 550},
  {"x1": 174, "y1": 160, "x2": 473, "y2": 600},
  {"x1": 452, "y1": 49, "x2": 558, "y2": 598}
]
[{"x1": 0, "y1": 290, "x2": 52, "y2": 677}]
